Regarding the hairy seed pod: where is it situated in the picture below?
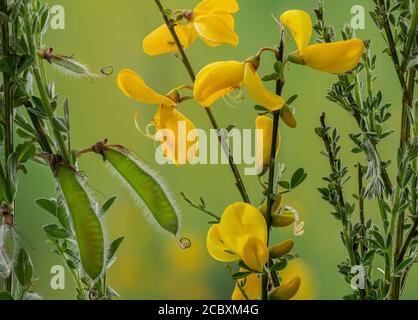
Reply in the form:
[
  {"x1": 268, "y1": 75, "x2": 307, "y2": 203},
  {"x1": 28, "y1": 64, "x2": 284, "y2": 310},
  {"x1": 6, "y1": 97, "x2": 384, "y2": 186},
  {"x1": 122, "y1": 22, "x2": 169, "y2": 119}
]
[
  {"x1": 101, "y1": 146, "x2": 180, "y2": 237},
  {"x1": 269, "y1": 277, "x2": 301, "y2": 300},
  {"x1": 55, "y1": 165, "x2": 105, "y2": 279},
  {"x1": 269, "y1": 239, "x2": 294, "y2": 259},
  {"x1": 37, "y1": 48, "x2": 107, "y2": 80}
]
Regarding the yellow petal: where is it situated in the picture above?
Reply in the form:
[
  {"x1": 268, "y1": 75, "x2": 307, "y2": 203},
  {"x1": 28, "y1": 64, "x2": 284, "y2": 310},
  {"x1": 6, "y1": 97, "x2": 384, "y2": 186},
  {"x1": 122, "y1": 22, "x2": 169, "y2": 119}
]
[
  {"x1": 237, "y1": 235, "x2": 269, "y2": 272},
  {"x1": 244, "y1": 63, "x2": 285, "y2": 111},
  {"x1": 142, "y1": 23, "x2": 197, "y2": 56},
  {"x1": 206, "y1": 224, "x2": 238, "y2": 262},
  {"x1": 194, "y1": 61, "x2": 245, "y2": 107},
  {"x1": 269, "y1": 277, "x2": 301, "y2": 300},
  {"x1": 117, "y1": 69, "x2": 176, "y2": 106},
  {"x1": 218, "y1": 202, "x2": 267, "y2": 253},
  {"x1": 194, "y1": 0, "x2": 239, "y2": 14},
  {"x1": 280, "y1": 10, "x2": 312, "y2": 50},
  {"x1": 300, "y1": 39, "x2": 365, "y2": 73},
  {"x1": 193, "y1": 14, "x2": 239, "y2": 47},
  {"x1": 256, "y1": 116, "x2": 281, "y2": 171},
  {"x1": 153, "y1": 105, "x2": 198, "y2": 165},
  {"x1": 232, "y1": 269, "x2": 261, "y2": 300}
]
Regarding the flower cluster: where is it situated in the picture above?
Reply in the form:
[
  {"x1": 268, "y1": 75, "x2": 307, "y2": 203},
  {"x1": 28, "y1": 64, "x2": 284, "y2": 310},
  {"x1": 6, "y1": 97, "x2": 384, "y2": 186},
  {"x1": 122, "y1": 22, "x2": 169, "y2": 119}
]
[{"x1": 117, "y1": 0, "x2": 364, "y2": 300}]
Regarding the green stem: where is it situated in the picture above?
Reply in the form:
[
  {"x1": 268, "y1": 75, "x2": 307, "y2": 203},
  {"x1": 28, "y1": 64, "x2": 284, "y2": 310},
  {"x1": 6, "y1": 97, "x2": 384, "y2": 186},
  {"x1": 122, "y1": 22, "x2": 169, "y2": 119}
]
[
  {"x1": 400, "y1": 0, "x2": 418, "y2": 72},
  {"x1": 1, "y1": 0, "x2": 13, "y2": 294},
  {"x1": 22, "y1": 2, "x2": 70, "y2": 163},
  {"x1": 153, "y1": 0, "x2": 250, "y2": 204}
]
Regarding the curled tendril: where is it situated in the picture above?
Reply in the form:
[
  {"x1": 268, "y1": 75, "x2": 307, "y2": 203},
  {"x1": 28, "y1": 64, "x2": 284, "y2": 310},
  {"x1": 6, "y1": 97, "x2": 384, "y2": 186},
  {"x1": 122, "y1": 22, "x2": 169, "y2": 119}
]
[
  {"x1": 177, "y1": 237, "x2": 192, "y2": 250},
  {"x1": 99, "y1": 65, "x2": 114, "y2": 76},
  {"x1": 222, "y1": 89, "x2": 244, "y2": 109},
  {"x1": 134, "y1": 112, "x2": 156, "y2": 140}
]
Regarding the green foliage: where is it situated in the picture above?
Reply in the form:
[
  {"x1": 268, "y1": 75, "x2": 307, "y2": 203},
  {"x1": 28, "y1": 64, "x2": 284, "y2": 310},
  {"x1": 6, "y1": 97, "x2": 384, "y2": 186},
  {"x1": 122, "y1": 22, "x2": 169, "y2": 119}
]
[{"x1": 314, "y1": 0, "x2": 418, "y2": 300}]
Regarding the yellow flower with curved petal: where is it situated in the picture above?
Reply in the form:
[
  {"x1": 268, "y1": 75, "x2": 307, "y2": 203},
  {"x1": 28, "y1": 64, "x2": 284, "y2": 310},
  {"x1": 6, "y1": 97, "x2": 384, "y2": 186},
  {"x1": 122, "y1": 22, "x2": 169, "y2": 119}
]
[
  {"x1": 194, "y1": 61, "x2": 284, "y2": 111},
  {"x1": 232, "y1": 269, "x2": 262, "y2": 300},
  {"x1": 280, "y1": 10, "x2": 364, "y2": 74},
  {"x1": 117, "y1": 69, "x2": 198, "y2": 165},
  {"x1": 206, "y1": 202, "x2": 268, "y2": 272},
  {"x1": 143, "y1": 23, "x2": 197, "y2": 56},
  {"x1": 143, "y1": 0, "x2": 239, "y2": 56}
]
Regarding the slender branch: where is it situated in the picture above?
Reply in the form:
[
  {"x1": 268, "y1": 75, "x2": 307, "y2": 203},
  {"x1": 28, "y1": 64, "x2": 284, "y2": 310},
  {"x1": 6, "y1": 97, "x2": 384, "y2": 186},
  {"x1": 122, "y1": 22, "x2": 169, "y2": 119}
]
[
  {"x1": 377, "y1": 0, "x2": 408, "y2": 93},
  {"x1": 261, "y1": 28, "x2": 285, "y2": 300},
  {"x1": 153, "y1": 0, "x2": 250, "y2": 204},
  {"x1": 22, "y1": 2, "x2": 70, "y2": 163},
  {"x1": 357, "y1": 163, "x2": 366, "y2": 255}
]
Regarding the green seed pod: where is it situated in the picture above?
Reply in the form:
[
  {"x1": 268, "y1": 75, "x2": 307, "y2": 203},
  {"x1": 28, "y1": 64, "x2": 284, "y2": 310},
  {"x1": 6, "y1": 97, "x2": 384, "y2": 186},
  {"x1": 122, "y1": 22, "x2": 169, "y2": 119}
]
[
  {"x1": 269, "y1": 277, "x2": 301, "y2": 300},
  {"x1": 37, "y1": 48, "x2": 110, "y2": 80},
  {"x1": 55, "y1": 165, "x2": 105, "y2": 280},
  {"x1": 269, "y1": 239, "x2": 294, "y2": 259},
  {"x1": 101, "y1": 145, "x2": 180, "y2": 237}
]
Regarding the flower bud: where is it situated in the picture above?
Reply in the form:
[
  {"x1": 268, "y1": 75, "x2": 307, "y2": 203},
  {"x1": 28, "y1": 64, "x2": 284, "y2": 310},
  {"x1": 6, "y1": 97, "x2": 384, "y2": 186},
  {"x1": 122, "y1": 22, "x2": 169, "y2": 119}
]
[
  {"x1": 287, "y1": 51, "x2": 305, "y2": 65},
  {"x1": 269, "y1": 277, "x2": 301, "y2": 300},
  {"x1": 256, "y1": 116, "x2": 280, "y2": 175},
  {"x1": 280, "y1": 105, "x2": 297, "y2": 129},
  {"x1": 258, "y1": 195, "x2": 283, "y2": 220},
  {"x1": 269, "y1": 239, "x2": 294, "y2": 259},
  {"x1": 271, "y1": 212, "x2": 295, "y2": 228}
]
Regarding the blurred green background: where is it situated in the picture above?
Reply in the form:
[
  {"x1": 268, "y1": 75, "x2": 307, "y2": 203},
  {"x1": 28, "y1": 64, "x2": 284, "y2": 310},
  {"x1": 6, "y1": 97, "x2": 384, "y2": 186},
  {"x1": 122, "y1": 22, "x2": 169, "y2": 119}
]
[{"x1": 15, "y1": 0, "x2": 417, "y2": 300}]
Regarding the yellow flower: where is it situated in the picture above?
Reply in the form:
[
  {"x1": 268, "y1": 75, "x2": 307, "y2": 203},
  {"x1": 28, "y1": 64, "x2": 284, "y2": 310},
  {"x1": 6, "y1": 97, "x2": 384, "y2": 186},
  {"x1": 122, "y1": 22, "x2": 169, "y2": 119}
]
[
  {"x1": 143, "y1": 24, "x2": 197, "y2": 56},
  {"x1": 143, "y1": 0, "x2": 239, "y2": 56},
  {"x1": 280, "y1": 10, "x2": 364, "y2": 74},
  {"x1": 207, "y1": 202, "x2": 268, "y2": 272},
  {"x1": 255, "y1": 116, "x2": 281, "y2": 174},
  {"x1": 194, "y1": 61, "x2": 284, "y2": 110},
  {"x1": 232, "y1": 269, "x2": 262, "y2": 300},
  {"x1": 117, "y1": 69, "x2": 198, "y2": 165}
]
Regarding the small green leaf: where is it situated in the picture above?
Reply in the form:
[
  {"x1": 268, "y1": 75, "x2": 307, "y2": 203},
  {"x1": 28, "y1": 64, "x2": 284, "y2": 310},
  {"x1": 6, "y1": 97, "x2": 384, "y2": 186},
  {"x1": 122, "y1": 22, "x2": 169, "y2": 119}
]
[
  {"x1": 14, "y1": 141, "x2": 36, "y2": 164},
  {"x1": 279, "y1": 180, "x2": 290, "y2": 190},
  {"x1": 394, "y1": 257, "x2": 415, "y2": 276},
  {"x1": 270, "y1": 259, "x2": 288, "y2": 272},
  {"x1": 274, "y1": 61, "x2": 283, "y2": 74},
  {"x1": 286, "y1": 95, "x2": 298, "y2": 106},
  {"x1": 291, "y1": 168, "x2": 308, "y2": 189},
  {"x1": 43, "y1": 224, "x2": 69, "y2": 239},
  {"x1": 232, "y1": 271, "x2": 252, "y2": 279},
  {"x1": 101, "y1": 196, "x2": 117, "y2": 215},
  {"x1": 14, "y1": 249, "x2": 33, "y2": 287},
  {"x1": 35, "y1": 198, "x2": 57, "y2": 217},
  {"x1": 107, "y1": 237, "x2": 125, "y2": 266}
]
